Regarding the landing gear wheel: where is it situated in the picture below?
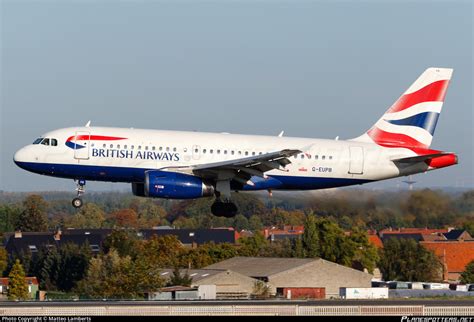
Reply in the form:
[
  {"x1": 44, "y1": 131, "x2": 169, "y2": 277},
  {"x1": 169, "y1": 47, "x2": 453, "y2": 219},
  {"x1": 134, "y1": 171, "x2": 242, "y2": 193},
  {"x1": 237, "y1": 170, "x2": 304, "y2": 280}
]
[
  {"x1": 211, "y1": 201, "x2": 238, "y2": 218},
  {"x1": 72, "y1": 179, "x2": 86, "y2": 209},
  {"x1": 72, "y1": 197, "x2": 83, "y2": 208}
]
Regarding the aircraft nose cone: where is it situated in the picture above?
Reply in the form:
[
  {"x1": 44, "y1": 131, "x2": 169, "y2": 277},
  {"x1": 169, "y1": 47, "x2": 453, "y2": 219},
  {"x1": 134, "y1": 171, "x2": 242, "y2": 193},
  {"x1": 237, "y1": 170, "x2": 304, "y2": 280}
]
[{"x1": 13, "y1": 147, "x2": 28, "y2": 167}]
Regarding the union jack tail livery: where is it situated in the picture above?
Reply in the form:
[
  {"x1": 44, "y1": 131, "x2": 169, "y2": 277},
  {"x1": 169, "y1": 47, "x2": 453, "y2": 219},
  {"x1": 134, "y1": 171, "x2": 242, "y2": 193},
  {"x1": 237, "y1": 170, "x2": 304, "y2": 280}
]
[{"x1": 354, "y1": 67, "x2": 453, "y2": 149}]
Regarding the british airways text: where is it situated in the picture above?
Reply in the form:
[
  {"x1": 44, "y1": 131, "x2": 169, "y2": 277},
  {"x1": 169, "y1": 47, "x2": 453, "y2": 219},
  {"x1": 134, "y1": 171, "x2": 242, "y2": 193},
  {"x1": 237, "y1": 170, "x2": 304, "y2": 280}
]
[{"x1": 91, "y1": 148, "x2": 180, "y2": 161}]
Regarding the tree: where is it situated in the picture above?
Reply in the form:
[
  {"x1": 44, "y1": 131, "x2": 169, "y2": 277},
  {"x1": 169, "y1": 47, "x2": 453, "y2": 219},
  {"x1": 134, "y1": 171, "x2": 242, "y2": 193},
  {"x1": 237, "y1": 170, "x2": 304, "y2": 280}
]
[
  {"x1": 302, "y1": 213, "x2": 319, "y2": 258},
  {"x1": 0, "y1": 247, "x2": 7, "y2": 276},
  {"x1": 110, "y1": 209, "x2": 139, "y2": 228},
  {"x1": 460, "y1": 260, "x2": 474, "y2": 284},
  {"x1": 0, "y1": 205, "x2": 22, "y2": 233},
  {"x1": 347, "y1": 228, "x2": 379, "y2": 273},
  {"x1": 103, "y1": 230, "x2": 140, "y2": 258},
  {"x1": 252, "y1": 280, "x2": 271, "y2": 298},
  {"x1": 168, "y1": 267, "x2": 193, "y2": 287},
  {"x1": 16, "y1": 195, "x2": 48, "y2": 231},
  {"x1": 8, "y1": 260, "x2": 29, "y2": 300},
  {"x1": 238, "y1": 232, "x2": 269, "y2": 257},
  {"x1": 69, "y1": 203, "x2": 105, "y2": 228},
  {"x1": 379, "y1": 238, "x2": 442, "y2": 282},
  {"x1": 77, "y1": 249, "x2": 163, "y2": 299},
  {"x1": 56, "y1": 243, "x2": 91, "y2": 291}
]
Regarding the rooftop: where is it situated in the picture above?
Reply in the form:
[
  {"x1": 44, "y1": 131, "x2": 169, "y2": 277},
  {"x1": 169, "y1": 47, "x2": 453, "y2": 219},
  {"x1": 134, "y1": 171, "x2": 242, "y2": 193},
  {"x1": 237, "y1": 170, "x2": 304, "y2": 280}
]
[
  {"x1": 205, "y1": 257, "x2": 318, "y2": 278},
  {"x1": 421, "y1": 241, "x2": 474, "y2": 273}
]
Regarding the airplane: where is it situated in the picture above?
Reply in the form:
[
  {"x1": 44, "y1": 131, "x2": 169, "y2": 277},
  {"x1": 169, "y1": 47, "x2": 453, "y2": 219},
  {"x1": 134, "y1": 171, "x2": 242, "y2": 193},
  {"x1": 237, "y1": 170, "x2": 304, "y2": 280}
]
[{"x1": 13, "y1": 67, "x2": 458, "y2": 217}]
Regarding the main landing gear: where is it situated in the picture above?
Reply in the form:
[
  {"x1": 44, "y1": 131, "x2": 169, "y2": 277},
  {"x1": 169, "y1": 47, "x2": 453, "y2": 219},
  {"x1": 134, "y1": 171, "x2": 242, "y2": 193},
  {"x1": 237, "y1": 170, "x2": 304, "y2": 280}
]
[
  {"x1": 72, "y1": 179, "x2": 86, "y2": 209},
  {"x1": 210, "y1": 180, "x2": 238, "y2": 218}
]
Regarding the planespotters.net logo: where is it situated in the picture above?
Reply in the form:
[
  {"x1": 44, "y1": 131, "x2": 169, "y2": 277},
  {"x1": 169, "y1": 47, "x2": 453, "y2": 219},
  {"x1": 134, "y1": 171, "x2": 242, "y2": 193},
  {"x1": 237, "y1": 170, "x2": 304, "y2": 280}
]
[{"x1": 402, "y1": 317, "x2": 474, "y2": 322}]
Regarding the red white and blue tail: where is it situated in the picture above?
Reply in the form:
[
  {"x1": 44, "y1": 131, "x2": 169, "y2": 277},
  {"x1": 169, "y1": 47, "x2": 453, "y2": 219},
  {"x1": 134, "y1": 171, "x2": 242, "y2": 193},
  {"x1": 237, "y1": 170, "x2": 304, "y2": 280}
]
[{"x1": 353, "y1": 67, "x2": 453, "y2": 149}]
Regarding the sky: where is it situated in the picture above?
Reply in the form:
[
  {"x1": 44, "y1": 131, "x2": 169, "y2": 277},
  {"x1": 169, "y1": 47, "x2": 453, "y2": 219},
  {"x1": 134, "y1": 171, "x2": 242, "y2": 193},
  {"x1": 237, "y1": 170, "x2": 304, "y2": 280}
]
[{"x1": 0, "y1": 0, "x2": 472, "y2": 192}]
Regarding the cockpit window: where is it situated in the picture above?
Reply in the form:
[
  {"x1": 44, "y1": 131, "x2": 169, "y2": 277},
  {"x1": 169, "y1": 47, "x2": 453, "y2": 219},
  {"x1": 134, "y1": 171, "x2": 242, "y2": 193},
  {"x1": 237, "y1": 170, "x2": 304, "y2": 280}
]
[
  {"x1": 33, "y1": 138, "x2": 43, "y2": 145},
  {"x1": 51, "y1": 139, "x2": 58, "y2": 146},
  {"x1": 41, "y1": 138, "x2": 50, "y2": 146}
]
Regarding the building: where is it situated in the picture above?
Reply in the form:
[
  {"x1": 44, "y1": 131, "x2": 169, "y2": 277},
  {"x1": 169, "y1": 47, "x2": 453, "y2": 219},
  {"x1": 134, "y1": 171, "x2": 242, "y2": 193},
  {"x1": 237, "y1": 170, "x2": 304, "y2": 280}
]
[
  {"x1": 159, "y1": 268, "x2": 258, "y2": 299},
  {"x1": 205, "y1": 257, "x2": 372, "y2": 299},
  {"x1": 0, "y1": 277, "x2": 39, "y2": 300},
  {"x1": 141, "y1": 228, "x2": 237, "y2": 247},
  {"x1": 148, "y1": 285, "x2": 216, "y2": 300},
  {"x1": 3, "y1": 230, "x2": 106, "y2": 256},
  {"x1": 379, "y1": 228, "x2": 451, "y2": 243},
  {"x1": 420, "y1": 240, "x2": 474, "y2": 282},
  {"x1": 262, "y1": 226, "x2": 304, "y2": 242},
  {"x1": 3, "y1": 227, "x2": 239, "y2": 256}
]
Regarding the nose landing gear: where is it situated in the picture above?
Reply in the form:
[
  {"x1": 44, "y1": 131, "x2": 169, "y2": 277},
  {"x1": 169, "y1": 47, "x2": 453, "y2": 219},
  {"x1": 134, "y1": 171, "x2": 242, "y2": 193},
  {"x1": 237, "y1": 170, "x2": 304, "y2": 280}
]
[{"x1": 72, "y1": 179, "x2": 86, "y2": 209}]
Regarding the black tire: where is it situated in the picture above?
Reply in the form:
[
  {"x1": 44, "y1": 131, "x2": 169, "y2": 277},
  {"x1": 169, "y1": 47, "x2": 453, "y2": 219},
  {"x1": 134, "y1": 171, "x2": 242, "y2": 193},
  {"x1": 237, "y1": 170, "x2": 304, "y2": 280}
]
[
  {"x1": 211, "y1": 202, "x2": 238, "y2": 218},
  {"x1": 72, "y1": 197, "x2": 83, "y2": 208}
]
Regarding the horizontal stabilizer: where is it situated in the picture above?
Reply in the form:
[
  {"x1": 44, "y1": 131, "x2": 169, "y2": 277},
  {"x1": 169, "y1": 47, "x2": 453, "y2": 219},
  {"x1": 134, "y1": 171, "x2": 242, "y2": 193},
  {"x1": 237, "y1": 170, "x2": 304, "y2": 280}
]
[{"x1": 391, "y1": 152, "x2": 452, "y2": 164}]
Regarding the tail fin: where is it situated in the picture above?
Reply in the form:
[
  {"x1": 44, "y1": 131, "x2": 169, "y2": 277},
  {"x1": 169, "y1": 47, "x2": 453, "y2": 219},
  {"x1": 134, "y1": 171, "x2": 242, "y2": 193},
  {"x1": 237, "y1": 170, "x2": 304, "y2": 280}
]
[{"x1": 353, "y1": 67, "x2": 453, "y2": 149}]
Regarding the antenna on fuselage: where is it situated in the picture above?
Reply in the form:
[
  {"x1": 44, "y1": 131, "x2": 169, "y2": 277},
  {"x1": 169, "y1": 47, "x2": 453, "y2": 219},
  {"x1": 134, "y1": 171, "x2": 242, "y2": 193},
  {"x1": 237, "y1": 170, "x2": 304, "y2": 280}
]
[
  {"x1": 278, "y1": 131, "x2": 284, "y2": 137},
  {"x1": 85, "y1": 120, "x2": 91, "y2": 127}
]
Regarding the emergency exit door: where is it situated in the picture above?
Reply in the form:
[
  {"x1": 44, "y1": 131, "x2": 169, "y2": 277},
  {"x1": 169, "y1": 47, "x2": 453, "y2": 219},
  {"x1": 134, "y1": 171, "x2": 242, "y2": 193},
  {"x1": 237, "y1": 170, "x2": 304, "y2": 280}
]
[
  {"x1": 73, "y1": 131, "x2": 90, "y2": 160},
  {"x1": 348, "y1": 146, "x2": 364, "y2": 174}
]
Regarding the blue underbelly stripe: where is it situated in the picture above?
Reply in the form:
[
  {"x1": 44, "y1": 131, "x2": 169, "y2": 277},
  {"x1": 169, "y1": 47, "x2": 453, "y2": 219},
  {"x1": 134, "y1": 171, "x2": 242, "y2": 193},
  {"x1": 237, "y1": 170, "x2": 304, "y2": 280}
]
[{"x1": 14, "y1": 161, "x2": 372, "y2": 190}]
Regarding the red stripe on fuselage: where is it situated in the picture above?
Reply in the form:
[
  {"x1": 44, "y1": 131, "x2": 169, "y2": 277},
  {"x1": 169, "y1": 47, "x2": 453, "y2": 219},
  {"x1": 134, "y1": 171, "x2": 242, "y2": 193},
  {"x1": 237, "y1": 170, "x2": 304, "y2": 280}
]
[
  {"x1": 387, "y1": 80, "x2": 449, "y2": 113},
  {"x1": 66, "y1": 135, "x2": 127, "y2": 142}
]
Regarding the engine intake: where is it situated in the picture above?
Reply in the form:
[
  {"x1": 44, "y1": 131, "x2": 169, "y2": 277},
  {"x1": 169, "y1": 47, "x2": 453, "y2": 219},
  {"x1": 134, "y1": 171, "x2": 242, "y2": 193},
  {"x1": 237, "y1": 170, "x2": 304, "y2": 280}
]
[{"x1": 134, "y1": 171, "x2": 214, "y2": 199}]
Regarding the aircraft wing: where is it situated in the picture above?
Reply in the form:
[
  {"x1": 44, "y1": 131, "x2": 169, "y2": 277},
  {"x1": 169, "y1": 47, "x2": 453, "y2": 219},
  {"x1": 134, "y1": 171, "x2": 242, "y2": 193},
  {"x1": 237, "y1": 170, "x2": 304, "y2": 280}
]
[{"x1": 160, "y1": 149, "x2": 301, "y2": 186}]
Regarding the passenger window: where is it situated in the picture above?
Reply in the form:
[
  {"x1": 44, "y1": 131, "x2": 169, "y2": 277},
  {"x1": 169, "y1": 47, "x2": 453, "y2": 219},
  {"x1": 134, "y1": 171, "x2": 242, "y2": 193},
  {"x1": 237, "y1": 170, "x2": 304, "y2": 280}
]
[
  {"x1": 124, "y1": 145, "x2": 128, "y2": 149},
  {"x1": 231, "y1": 151, "x2": 235, "y2": 155},
  {"x1": 117, "y1": 144, "x2": 120, "y2": 149},
  {"x1": 329, "y1": 156, "x2": 333, "y2": 160},
  {"x1": 315, "y1": 155, "x2": 318, "y2": 160},
  {"x1": 224, "y1": 150, "x2": 227, "y2": 155},
  {"x1": 159, "y1": 147, "x2": 163, "y2": 151},
  {"x1": 110, "y1": 144, "x2": 113, "y2": 148},
  {"x1": 252, "y1": 152, "x2": 256, "y2": 156},
  {"x1": 217, "y1": 150, "x2": 221, "y2": 154},
  {"x1": 322, "y1": 155, "x2": 326, "y2": 160},
  {"x1": 307, "y1": 154, "x2": 311, "y2": 159},
  {"x1": 301, "y1": 154, "x2": 304, "y2": 159},
  {"x1": 145, "y1": 146, "x2": 148, "y2": 150},
  {"x1": 210, "y1": 149, "x2": 214, "y2": 154},
  {"x1": 195, "y1": 148, "x2": 199, "y2": 153},
  {"x1": 245, "y1": 151, "x2": 249, "y2": 156},
  {"x1": 184, "y1": 148, "x2": 188, "y2": 152},
  {"x1": 131, "y1": 145, "x2": 135, "y2": 150},
  {"x1": 138, "y1": 146, "x2": 142, "y2": 150},
  {"x1": 41, "y1": 138, "x2": 50, "y2": 146},
  {"x1": 173, "y1": 147, "x2": 177, "y2": 152},
  {"x1": 203, "y1": 149, "x2": 207, "y2": 154},
  {"x1": 166, "y1": 147, "x2": 170, "y2": 152},
  {"x1": 152, "y1": 146, "x2": 155, "y2": 151},
  {"x1": 51, "y1": 139, "x2": 58, "y2": 146},
  {"x1": 103, "y1": 144, "x2": 106, "y2": 148},
  {"x1": 238, "y1": 151, "x2": 242, "y2": 155}
]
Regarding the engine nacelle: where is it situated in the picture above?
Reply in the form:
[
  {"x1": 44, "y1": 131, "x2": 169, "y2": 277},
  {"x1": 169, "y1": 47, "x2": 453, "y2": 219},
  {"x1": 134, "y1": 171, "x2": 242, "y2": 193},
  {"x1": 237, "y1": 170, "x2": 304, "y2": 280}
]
[{"x1": 134, "y1": 171, "x2": 214, "y2": 199}]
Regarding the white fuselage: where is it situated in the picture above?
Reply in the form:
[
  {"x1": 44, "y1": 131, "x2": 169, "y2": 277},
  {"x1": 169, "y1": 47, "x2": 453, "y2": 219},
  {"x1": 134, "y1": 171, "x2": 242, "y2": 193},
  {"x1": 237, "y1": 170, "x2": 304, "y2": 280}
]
[{"x1": 14, "y1": 126, "x2": 431, "y2": 192}]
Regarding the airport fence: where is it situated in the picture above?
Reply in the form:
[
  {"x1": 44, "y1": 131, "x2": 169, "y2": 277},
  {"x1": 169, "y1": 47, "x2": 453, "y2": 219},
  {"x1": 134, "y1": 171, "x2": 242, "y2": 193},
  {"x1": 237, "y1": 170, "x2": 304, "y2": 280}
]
[{"x1": 0, "y1": 304, "x2": 474, "y2": 316}]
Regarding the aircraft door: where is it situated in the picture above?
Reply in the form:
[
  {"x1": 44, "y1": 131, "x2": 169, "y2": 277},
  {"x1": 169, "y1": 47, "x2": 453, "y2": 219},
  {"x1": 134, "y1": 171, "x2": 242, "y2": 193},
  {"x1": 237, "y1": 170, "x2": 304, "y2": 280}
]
[
  {"x1": 348, "y1": 146, "x2": 364, "y2": 174},
  {"x1": 73, "y1": 131, "x2": 91, "y2": 160},
  {"x1": 192, "y1": 145, "x2": 201, "y2": 160}
]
